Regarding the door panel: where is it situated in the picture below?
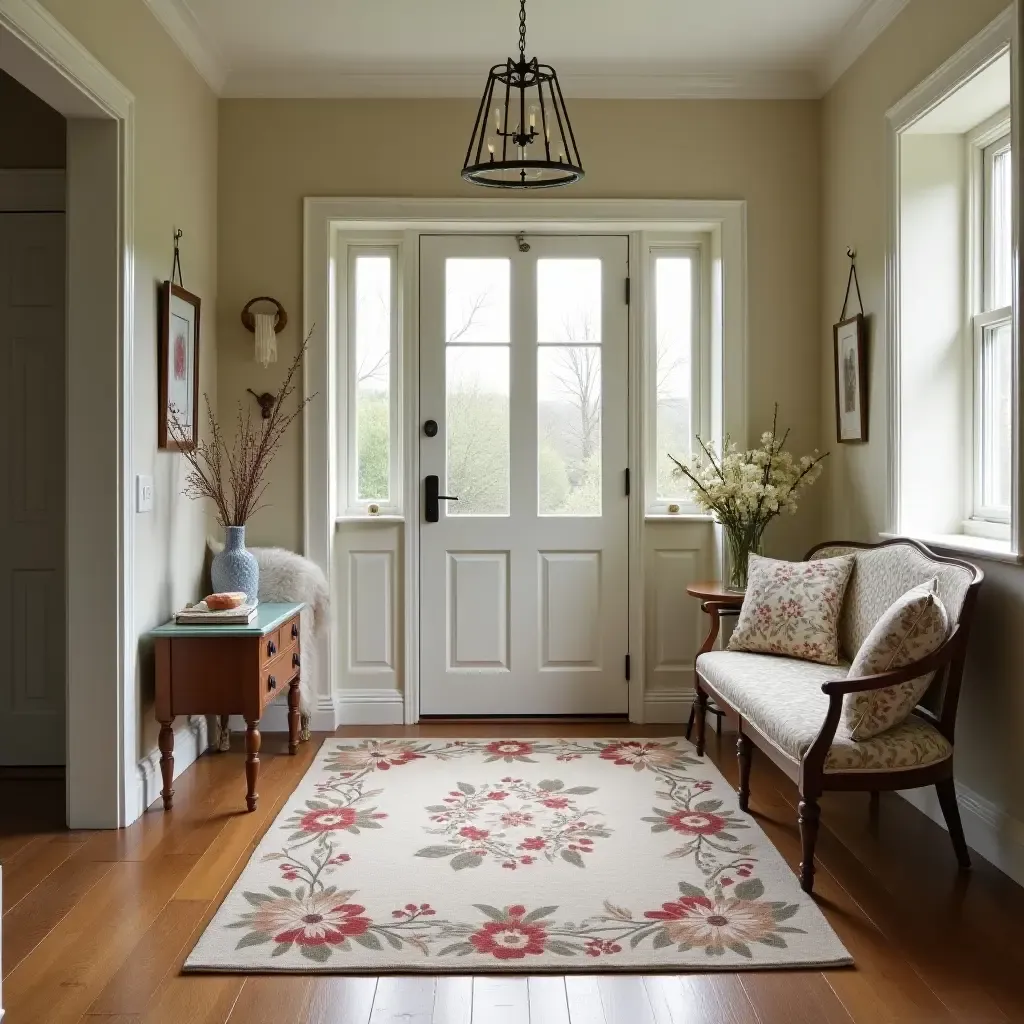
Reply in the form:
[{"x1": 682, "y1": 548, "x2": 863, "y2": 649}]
[
  {"x1": 0, "y1": 213, "x2": 66, "y2": 764},
  {"x1": 420, "y1": 235, "x2": 629, "y2": 715}
]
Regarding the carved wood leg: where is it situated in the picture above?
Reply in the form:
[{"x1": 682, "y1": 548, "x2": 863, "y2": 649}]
[
  {"x1": 798, "y1": 796, "x2": 821, "y2": 894},
  {"x1": 288, "y1": 674, "x2": 301, "y2": 755},
  {"x1": 158, "y1": 719, "x2": 175, "y2": 810},
  {"x1": 245, "y1": 718, "x2": 261, "y2": 812},
  {"x1": 694, "y1": 684, "x2": 708, "y2": 758},
  {"x1": 736, "y1": 733, "x2": 752, "y2": 812},
  {"x1": 936, "y1": 777, "x2": 971, "y2": 870}
]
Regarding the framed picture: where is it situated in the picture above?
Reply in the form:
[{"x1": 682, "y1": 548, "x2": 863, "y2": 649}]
[
  {"x1": 158, "y1": 281, "x2": 201, "y2": 450},
  {"x1": 833, "y1": 313, "x2": 867, "y2": 443}
]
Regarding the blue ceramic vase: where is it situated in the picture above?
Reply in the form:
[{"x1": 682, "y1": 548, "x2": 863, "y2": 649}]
[{"x1": 211, "y1": 525, "x2": 259, "y2": 603}]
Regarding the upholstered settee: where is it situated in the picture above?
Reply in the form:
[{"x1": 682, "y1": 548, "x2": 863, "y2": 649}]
[{"x1": 693, "y1": 539, "x2": 983, "y2": 895}]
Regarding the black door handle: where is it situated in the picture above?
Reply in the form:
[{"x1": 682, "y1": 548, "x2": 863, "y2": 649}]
[{"x1": 425, "y1": 474, "x2": 458, "y2": 522}]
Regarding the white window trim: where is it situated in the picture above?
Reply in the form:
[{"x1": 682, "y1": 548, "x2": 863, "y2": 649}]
[
  {"x1": 643, "y1": 233, "x2": 712, "y2": 515},
  {"x1": 885, "y1": 7, "x2": 1018, "y2": 556},
  {"x1": 337, "y1": 236, "x2": 404, "y2": 517}
]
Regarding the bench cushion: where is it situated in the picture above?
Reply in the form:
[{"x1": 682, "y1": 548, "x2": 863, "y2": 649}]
[{"x1": 697, "y1": 651, "x2": 953, "y2": 773}]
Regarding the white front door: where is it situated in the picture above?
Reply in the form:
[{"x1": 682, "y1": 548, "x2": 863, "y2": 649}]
[
  {"x1": 419, "y1": 235, "x2": 629, "y2": 715},
  {"x1": 0, "y1": 212, "x2": 66, "y2": 764}
]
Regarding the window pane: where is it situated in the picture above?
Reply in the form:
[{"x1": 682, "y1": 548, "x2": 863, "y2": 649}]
[
  {"x1": 654, "y1": 256, "x2": 694, "y2": 500},
  {"x1": 537, "y1": 259, "x2": 602, "y2": 344},
  {"x1": 445, "y1": 259, "x2": 510, "y2": 344},
  {"x1": 447, "y1": 346, "x2": 510, "y2": 516},
  {"x1": 354, "y1": 255, "x2": 391, "y2": 502},
  {"x1": 538, "y1": 346, "x2": 602, "y2": 516},
  {"x1": 989, "y1": 146, "x2": 1013, "y2": 310},
  {"x1": 981, "y1": 319, "x2": 1013, "y2": 512}
]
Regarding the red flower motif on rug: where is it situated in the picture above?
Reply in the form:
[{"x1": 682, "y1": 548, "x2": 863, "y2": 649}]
[
  {"x1": 469, "y1": 905, "x2": 548, "y2": 960},
  {"x1": 484, "y1": 740, "x2": 536, "y2": 763}
]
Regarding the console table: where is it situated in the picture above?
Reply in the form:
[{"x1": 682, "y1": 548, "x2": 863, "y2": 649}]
[{"x1": 150, "y1": 601, "x2": 305, "y2": 812}]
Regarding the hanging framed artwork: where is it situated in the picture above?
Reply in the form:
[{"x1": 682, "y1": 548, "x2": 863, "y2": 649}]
[
  {"x1": 158, "y1": 280, "x2": 201, "y2": 450},
  {"x1": 833, "y1": 249, "x2": 868, "y2": 443}
]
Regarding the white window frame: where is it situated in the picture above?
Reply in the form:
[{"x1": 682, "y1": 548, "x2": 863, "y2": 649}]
[
  {"x1": 966, "y1": 114, "x2": 1012, "y2": 529},
  {"x1": 643, "y1": 232, "x2": 712, "y2": 515},
  {"x1": 337, "y1": 234, "x2": 404, "y2": 517}
]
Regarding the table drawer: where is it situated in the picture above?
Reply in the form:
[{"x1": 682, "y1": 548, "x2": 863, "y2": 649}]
[
  {"x1": 261, "y1": 648, "x2": 298, "y2": 708},
  {"x1": 261, "y1": 628, "x2": 282, "y2": 666},
  {"x1": 281, "y1": 615, "x2": 300, "y2": 653}
]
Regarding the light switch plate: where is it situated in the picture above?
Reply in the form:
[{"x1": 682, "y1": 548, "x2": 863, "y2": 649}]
[{"x1": 136, "y1": 474, "x2": 154, "y2": 513}]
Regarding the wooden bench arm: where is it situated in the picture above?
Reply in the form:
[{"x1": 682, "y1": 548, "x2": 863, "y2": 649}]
[{"x1": 819, "y1": 626, "x2": 962, "y2": 696}]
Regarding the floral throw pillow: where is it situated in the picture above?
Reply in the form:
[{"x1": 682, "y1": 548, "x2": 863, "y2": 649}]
[
  {"x1": 727, "y1": 553, "x2": 855, "y2": 666},
  {"x1": 843, "y1": 579, "x2": 948, "y2": 741}
]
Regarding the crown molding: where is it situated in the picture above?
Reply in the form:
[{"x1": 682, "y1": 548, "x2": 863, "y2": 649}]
[
  {"x1": 142, "y1": 0, "x2": 226, "y2": 93},
  {"x1": 221, "y1": 63, "x2": 819, "y2": 100},
  {"x1": 818, "y1": 0, "x2": 910, "y2": 93}
]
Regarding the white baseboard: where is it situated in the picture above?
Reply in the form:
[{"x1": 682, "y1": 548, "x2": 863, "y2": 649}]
[
  {"x1": 643, "y1": 690, "x2": 694, "y2": 724},
  {"x1": 336, "y1": 688, "x2": 405, "y2": 725},
  {"x1": 898, "y1": 781, "x2": 1024, "y2": 888},
  {"x1": 227, "y1": 693, "x2": 337, "y2": 734},
  {"x1": 136, "y1": 715, "x2": 208, "y2": 814}
]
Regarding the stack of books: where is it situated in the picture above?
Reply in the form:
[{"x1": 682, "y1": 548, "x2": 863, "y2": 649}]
[{"x1": 175, "y1": 600, "x2": 259, "y2": 625}]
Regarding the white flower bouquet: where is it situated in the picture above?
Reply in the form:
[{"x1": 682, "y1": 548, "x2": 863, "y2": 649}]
[{"x1": 669, "y1": 407, "x2": 828, "y2": 590}]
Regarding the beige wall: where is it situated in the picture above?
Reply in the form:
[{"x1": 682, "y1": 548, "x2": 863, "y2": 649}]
[
  {"x1": 0, "y1": 69, "x2": 65, "y2": 168},
  {"x1": 39, "y1": 0, "x2": 219, "y2": 756},
  {"x1": 218, "y1": 97, "x2": 823, "y2": 558},
  {"x1": 820, "y1": 0, "x2": 1024, "y2": 831}
]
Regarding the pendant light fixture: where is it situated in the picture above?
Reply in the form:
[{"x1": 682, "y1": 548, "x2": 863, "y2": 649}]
[{"x1": 462, "y1": 0, "x2": 584, "y2": 188}]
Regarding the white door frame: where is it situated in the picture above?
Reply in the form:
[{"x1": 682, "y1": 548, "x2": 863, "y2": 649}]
[
  {"x1": 303, "y1": 198, "x2": 747, "y2": 726},
  {"x1": 0, "y1": 0, "x2": 136, "y2": 826}
]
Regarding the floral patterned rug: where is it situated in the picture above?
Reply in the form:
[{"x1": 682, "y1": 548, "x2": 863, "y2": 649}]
[{"x1": 184, "y1": 738, "x2": 851, "y2": 973}]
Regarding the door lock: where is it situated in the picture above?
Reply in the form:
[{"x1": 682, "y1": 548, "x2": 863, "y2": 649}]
[{"x1": 425, "y1": 474, "x2": 458, "y2": 522}]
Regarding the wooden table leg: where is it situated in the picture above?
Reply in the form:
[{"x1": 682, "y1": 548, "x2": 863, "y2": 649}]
[
  {"x1": 288, "y1": 668, "x2": 301, "y2": 755},
  {"x1": 686, "y1": 603, "x2": 723, "y2": 740},
  {"x1": 158, "y1": 718, "x2": 175, "y2": 810},
  {"x1": 245, "y1": 718, "x2": 261, "y2": 812}
]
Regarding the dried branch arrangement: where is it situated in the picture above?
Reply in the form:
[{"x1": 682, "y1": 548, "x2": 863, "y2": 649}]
[{"x1": 168, "y1": 328, "x2": 317, "y2": 528}]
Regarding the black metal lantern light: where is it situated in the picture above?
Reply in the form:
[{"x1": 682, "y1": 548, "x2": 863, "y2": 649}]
[{"x1": 462, "y1": 0, "x2": 584, "y2": 189}]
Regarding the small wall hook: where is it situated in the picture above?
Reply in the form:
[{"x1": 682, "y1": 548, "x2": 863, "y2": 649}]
[
  {"x1": 516, "y1": 233, "x2": 531, "y2": 253},
  {"x1": 846, "y1": 247, "x2": 857, "y2": 260}
]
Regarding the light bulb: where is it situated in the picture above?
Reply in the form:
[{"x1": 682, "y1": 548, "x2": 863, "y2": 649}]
[
  {"x1": 528, "y1": 104, "x2": 537, "y2": 129},
  {"x1": 494, "y1": 107, "x2": 502, "y2": 130},
  {"x1": 486, "y1": 137, "x2": 496, "y2": 159}
]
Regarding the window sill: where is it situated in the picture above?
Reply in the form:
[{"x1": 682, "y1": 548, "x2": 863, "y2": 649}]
[
  {"x1": 879, "y1": 531, "x2": 1021, "y2": 565},
  {"x1": 336, "y1": 514, "x2": 405, "y2": 525},
  {"x1": 645, "y1": 513, "x2": 714, "y2": 523}
]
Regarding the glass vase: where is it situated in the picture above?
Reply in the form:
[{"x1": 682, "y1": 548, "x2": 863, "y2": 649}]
[{"x1": 724, "y1": 525, "x2": 764, "y2": 593}]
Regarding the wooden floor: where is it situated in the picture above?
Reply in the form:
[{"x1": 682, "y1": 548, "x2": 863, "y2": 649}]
[{"x1": 3, "y1": 721, "x2": 1024, "y2": 1024}]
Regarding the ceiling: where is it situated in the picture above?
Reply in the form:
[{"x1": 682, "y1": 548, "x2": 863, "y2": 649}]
[{"x1": 144, "y1": 0, "x2": 910, "y2": 99}]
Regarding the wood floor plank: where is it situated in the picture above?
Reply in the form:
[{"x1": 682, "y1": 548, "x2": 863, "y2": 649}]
[
  {"x1": 225, "y1": 976, "x2": 312, "y2": 1023},
  {"x1": 472, "y1": 976, "x2": 529, "y2": 1024},
  {"x1": 370, "y1": 976, "x2": 436, "y2": 1023},
  {"x1": 565, "y1": 975, "x2": 606, "y2": 1024},
  {"x1": 1, "y1": 834, "x2": 82, "y2": 913},
  {"x1": 86, "y1": 899, "x2": 209, "y2": 1016},
  {"x1": 528, "y1": 976, "x2": 570, "y2": 1024},
  {"x1": 305, "y1": 977, "x2": 378, "y2": 1024},
  {"x1": 3, "y1": 855, "x2": 198, "y2": 1024},
  {"x1": 738, "y1": 973, "x2": 853, "y2": 1024},
  {"x1": 138, "y1": 972, "x2": 245, "y2": 1024},
  {"x1": 431, "y1": 976, "x2": 472, "y2": 1024},
  {"x1": 595, "y1": 975, "x2": 655, "y2": 1024},
  {"x1": 643, "y1": 975, "x2": 760, "y2": 1024},
  {"x1": 2, "y1": 856, "x2": 112, "y2": 975}
]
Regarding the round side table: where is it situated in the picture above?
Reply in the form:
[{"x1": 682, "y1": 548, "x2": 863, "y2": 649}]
[{"x1": 685, "y1": 581, "x2": 746, "y2": 742}]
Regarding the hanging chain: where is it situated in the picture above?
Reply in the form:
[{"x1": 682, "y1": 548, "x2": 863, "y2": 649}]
[{"x1": 519, "y1": 0, "x2": 527, "y2": 59}]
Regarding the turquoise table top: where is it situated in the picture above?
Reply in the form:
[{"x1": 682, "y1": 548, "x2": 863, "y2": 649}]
[{"x1": 149, "y1": 601, "x2": 305, "y2": 638}]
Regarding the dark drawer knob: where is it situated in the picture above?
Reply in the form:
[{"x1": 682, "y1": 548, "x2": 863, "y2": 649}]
[
  {"x1": 291, "y1": 623, "x2": 299, "y2": 639},
  {"x1": 292, "y1": 652, "x2": 300, "y2": 669},
  {"x1": 268, "y1": 675, "x2": 277, "y2": 691},
  {"x1": 267, "y1": 640, "x2": 277, "y2": 657}
]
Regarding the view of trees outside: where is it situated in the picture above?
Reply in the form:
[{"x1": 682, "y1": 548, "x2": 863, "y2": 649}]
[
  {"x1": 353, "y1": 256, "x2": 391, "y2": 502},
  {"x1": 654, "y1": 256, "x2": 694, "y2": 500}
]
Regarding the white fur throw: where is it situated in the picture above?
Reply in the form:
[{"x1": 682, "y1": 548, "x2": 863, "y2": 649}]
[{"x1": 207, "y1": 539, "x2": 329, "y2": 719}]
